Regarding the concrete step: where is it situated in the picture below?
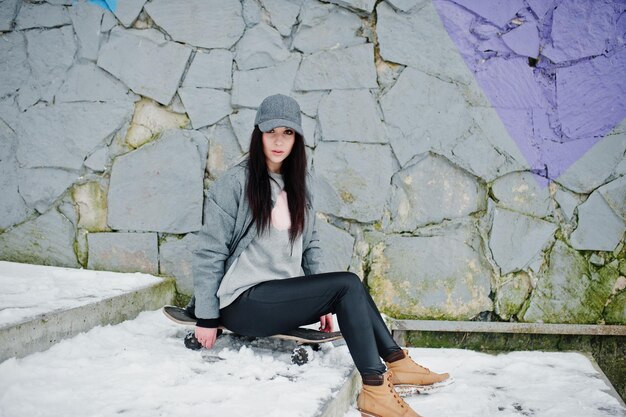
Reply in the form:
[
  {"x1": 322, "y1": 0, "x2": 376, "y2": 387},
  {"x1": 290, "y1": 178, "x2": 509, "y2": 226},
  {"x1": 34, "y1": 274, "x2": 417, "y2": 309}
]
[{"x1": 0, "y1": 261, "x2": 176, "y2": 362}]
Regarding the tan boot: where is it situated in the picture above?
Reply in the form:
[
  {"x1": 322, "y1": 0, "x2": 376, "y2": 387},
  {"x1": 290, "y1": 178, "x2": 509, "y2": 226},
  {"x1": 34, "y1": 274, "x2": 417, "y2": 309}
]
[
  {"x1": 386, "y1": 349, "x2": 450, "y2": 393},
  {"x1": 357, "y1": 371, "x2": 422, "y2": 417}
]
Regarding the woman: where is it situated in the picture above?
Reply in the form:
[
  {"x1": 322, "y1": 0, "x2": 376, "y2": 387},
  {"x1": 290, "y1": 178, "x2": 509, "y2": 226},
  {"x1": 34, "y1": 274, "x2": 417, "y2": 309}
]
[{"x1": 190, "y1": 94, "x2": 449, "y2": 417}]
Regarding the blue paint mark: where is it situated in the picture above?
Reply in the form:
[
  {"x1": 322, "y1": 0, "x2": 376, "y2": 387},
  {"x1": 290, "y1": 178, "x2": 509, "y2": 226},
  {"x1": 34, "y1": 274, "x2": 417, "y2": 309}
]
[{"x1": 87, "y1": 0, "x2": 117, "y2": 12}]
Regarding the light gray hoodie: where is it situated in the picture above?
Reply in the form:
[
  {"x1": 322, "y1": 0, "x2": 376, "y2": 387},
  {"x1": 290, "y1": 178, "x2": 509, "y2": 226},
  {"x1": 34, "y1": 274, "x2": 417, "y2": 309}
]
[{"x1": 191, "y1": 159, "x2": 323, "y2": 321}]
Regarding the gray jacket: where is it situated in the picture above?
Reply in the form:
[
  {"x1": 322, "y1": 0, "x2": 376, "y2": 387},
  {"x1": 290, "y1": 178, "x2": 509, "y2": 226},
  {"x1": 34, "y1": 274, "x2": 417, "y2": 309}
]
[{"x1": 192, "y1": 159, "x2": 323, "y2": 320}]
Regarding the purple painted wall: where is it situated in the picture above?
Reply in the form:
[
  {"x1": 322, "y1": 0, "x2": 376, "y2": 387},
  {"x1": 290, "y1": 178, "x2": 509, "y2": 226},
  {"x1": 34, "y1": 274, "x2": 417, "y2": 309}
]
[{"x1": 433, "y1": 0, "x2": 626, "y2": 184}]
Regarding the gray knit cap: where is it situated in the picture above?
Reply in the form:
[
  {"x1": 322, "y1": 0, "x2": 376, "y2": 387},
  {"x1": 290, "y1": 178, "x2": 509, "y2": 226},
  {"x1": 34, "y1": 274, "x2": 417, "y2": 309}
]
[{"x1": 254, "y1": 94, "x2": 303, "y2": 136}]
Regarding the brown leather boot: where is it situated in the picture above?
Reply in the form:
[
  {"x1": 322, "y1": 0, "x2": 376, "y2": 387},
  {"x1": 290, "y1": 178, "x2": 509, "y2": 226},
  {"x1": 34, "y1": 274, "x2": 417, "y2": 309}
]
[
  {"x1": 357, "y1": 371, "x2": 422, "y2": 417},
  {"x1": 385, "y1": 349, "x2": 450, "y2": 393}
]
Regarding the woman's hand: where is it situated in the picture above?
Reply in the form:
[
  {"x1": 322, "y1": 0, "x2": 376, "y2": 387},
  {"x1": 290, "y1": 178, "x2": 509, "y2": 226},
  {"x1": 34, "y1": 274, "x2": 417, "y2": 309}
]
[
  {"x1": 195, "y1": 326, "x2": 219, "y2": 349},
  {"x1": 319, "y1": 313, "x2": 334, "y2": 333}
]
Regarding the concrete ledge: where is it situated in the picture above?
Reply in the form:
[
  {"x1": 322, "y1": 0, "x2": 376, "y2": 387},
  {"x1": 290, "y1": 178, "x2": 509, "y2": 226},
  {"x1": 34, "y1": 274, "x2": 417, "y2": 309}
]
[
  {"x1": 0, "y1": 277, "x2": 175, "y2": 362},
  {"x1": 317, "y1": 368, "x2": 360, "y2": 417},
  {"x1": 389, "y1": 319, "x2": 626, "y2": 345}
]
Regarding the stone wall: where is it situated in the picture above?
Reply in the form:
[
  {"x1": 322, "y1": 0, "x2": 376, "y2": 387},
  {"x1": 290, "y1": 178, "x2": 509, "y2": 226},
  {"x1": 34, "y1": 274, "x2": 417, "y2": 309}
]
[{"x1": 0, "y1": 0, "x2": 624, "y2": 324}]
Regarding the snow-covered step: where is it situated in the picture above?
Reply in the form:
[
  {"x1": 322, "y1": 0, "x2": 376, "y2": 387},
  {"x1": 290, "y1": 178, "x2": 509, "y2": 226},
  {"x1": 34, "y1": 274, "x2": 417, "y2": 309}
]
[
  {"x1": 344, "y1": 349, "x2": 626, "y2": 417},
  {"x1": 0, "y1": 310, "x2": 358, "y2": 417},
  {"x1": 0, "y1": 261, "x2": 176, "y2": 362}
]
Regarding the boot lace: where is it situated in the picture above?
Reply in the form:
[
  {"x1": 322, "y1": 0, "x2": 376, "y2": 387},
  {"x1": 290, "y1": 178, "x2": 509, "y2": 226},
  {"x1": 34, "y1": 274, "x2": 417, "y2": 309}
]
[{"x1": 387, "y1": 371, "x2": 407, "y2": 408}]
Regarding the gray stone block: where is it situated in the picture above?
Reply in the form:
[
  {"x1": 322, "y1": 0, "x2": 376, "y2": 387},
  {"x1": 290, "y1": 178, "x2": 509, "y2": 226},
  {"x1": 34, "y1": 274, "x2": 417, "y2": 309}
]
[
  {"x1": 380, "y1": 67, "x2": 473, "y2": 164},
  {"x1": 489, "y1": 207, "x2": 556, "y2": 275},
  {"x1": 182, "y1": 50, "x2": 233, "y2": 89},
  {"x1": 0, "y1": 31, "x2": 28, "y2": 101},
  {"x1": 14, "y1": 2, "x2": 70, "y2": 29},
  {"x1": 522, "y1": 240, "x2": 616, "y2": 323},
  {"x1": 293, "y1": 1, "x2": 365, "y2": 54},
  {"x1": 100, "y1": 7, "x2": 117, "y2": 31},
  {"x1": 377, "y1": 1, "x2": 472, "y2": 85},
  {"x1": 14, "y1": 101, "x2": 132, "y2": 170},
  {"x1": 17, "y1": 167, "x2": 77, "y2": 214},
  {"x1": 292, "y1": 91, "x2": 325, "y2": 118},
  {"x1": 613, "y1": 157, "x2": 626, "y2": 178},
  {"x1": 318, "y1": 90, "x2": 386, "y2": 143},
  {"x1": 494, "y1": 271, "x2": 532, "y2": 320},
  {"x1": 189, "y1": 129, "x2": 210, "y2": 176},
  {"x1": 322, "y1": 0, "x2": 376, "y2": 13},
  {"x1": 107, "y1": 129, "x2": 205, "y2": 233},
  {"x1": 160, "y1": 233, "x2": 198, "y2": 295},
  {"x1": 87, "y1": 232, "x2": 158, "y2": 274},
  {"x1": 316, "y1": 218, "x2": 355, "y2": 272},
  {"x1": 492, "y1": 172, "x2": 552, "y2": 218},
  {"x1": 68, "y1": 1, "x2": 104, "y2": 61},
  {"x1": 312, "y1": 142, "x2": 394, "y2": 222},
  {"x1": 234, "y1": 22, "x2": 291, "y2": 70},
  {"x1": 56, "y1": 62, "x2": 131, "y2": 103},
  {"x1": 0, "y1": 0, "x2": 19, "y2": 31},
  {"x1": 145, "y1": 0, "x2": 244, "y2": 48},
  {"x1": 0, "y1": 135, "x2": 33, "y2": 230},
  {"x1": 259, "y1": 0, "x2": 302, "y2": 36},
  {"x1": 384, "y1": 154, "x2": 486, "y2": 232},
  {"x1": 243, "y1": 0, "x2": 262, "y2": 27},
  {"x1": 554, "y1": 187, "x2": 581, "y2": 223},
  {"x1": 556, "y1": 126, "x2": 626, "y2": 194},
  {"x1": 368, "y1": 223, "x2": 493, "y2": 319},
  {"x1": 231, "y1": 55, "x2": 301, "y2": 107},
  {"x1": 18, "y1": 26, "x2": 76, "y2": 110},
  {"x1": 448, "y1": 131, "x2": 524, "y2": 182},
  {"x1": 294, "y1": 44, "x2": 377, "y2": 91},
  {"x1": 229, "y1": 108, "x2": 257, "y2": 151},
  {"x1": 468, "y1": 107, "x2": 528, "y2": 169},
  {"x1": 0, "y1": 209, "x2": 79, "y2": 267},
  {"x1": 598, "y1": 175, "x2": 626, "y2": 221},
  {"x1": 589, "y1": 254, "x2": 605, "y2": 267},
  {"x1": 109, "y1": 0, "x2": 147, "y2": 27},
  {"x1": 97, "y1": 27, "x2": 192, "y2": 105},
  {"x1": 178, "y1": 87, "x2": 232, "y2": 130},
  {"x1": 205, "y1": 119, "x2": 244, "y2": 178},
  {"x1": 570, "y1": 190, "x2": 626, "y2": 252}
]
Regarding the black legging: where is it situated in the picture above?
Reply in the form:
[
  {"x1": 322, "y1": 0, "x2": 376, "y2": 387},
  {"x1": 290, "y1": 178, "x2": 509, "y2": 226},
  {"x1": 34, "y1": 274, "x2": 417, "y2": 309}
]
[{"x1": 218, "y1": 271, "x2": 401, "y2": 376}]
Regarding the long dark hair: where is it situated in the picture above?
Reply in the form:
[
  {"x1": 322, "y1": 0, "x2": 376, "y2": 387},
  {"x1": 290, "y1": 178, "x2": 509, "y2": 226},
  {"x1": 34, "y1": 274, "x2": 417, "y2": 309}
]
[{"x1": 246, "y1": 126, "x2": 308, "y2": 246}]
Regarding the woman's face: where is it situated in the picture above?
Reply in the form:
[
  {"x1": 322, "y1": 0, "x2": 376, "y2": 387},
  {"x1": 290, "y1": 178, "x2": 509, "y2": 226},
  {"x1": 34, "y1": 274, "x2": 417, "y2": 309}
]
[{"x1": 262, "y1": 126, "x2": 296, "y2": 173}]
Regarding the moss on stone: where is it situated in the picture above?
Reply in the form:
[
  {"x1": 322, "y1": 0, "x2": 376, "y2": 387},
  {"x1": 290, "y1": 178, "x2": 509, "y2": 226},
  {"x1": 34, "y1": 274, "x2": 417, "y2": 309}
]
[
  {"x1": 523, "y1": 240, "x2": 615, "y2": 324},
  {"x1": 604, "y1": 290, "x2": 626, "y2": 324}
]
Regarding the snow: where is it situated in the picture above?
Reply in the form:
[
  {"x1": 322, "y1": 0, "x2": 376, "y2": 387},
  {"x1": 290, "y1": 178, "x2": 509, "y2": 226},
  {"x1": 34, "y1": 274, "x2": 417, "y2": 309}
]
[
  {"x1": 0, "y1": 261, "x2": 163, "y2": 327},
  {"x1": 0, "y1": 261, "x2": 624, "y2": 417},
  {"x1": 0, "y1": 310, "x2": 355, "y2": 417},
  {"x1": 344, "y1": 349, "x2": 626, "y2": 417}
]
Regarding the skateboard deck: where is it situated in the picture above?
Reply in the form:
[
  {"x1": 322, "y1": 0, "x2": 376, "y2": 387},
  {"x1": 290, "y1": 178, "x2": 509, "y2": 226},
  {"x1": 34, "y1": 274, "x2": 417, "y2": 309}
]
[{"x1": 162, "y1": 305, "x2": 343, "y2": 365}]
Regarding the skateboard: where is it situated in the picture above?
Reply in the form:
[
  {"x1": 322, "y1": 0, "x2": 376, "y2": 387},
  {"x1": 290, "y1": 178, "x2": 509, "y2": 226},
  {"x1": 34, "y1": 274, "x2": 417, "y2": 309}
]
[{"x1": 162, "y1": 305, "x2": 343, "y2": 365}]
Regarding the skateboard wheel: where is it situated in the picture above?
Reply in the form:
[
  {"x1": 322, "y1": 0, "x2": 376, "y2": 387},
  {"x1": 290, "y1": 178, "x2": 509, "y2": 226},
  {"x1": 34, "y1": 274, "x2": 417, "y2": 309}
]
[
  {"x1": 184, "y1": 331, "x2": 202, "y2": 350},
  {"x1": 291, "y1": 347, "x2": 309, "y2": 365}
]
